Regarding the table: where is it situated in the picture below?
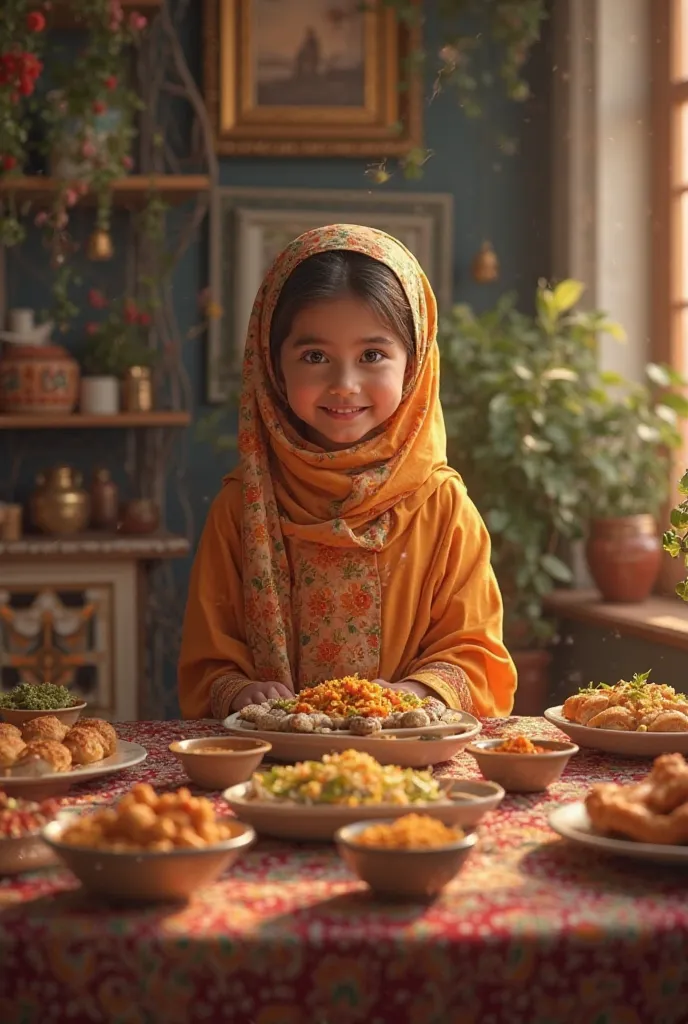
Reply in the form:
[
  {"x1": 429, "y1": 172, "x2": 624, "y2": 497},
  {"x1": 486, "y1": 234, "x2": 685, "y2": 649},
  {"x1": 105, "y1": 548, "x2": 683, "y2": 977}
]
[{"x1": 1, "y1": 718, "x2": 687, "y2": 1024}]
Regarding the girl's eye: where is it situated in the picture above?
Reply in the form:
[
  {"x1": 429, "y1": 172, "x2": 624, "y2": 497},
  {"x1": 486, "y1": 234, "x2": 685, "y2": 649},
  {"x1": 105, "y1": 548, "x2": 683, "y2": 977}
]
[
  {"x1": 302, "y1": 350, "x2": 327, "y2": 364},
  {"x1": 361, "y1": 349, "x2": 385, "y2": 363}
]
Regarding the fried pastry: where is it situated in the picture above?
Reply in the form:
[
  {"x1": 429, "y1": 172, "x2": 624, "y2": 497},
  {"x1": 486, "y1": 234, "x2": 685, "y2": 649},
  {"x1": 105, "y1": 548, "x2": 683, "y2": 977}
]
[
  {"x1": 585, "y1": 706, "x2": 636, "y2": 731},
  {"x1": 645, "y1": 712, "x2": 688, "y2": 733},
  {"x1": 63, "y1": 727, "x2": 105, "y2": 765},
  {"x1": 585, "y1": 753, "x2": 688, "y2": 845},
  {"x1": 22, "y1": 715, "x2": 69, "y2": 743},
  {"x1": 16, "y1": 739, "x2": 72, "y2": 773},
  {"x1": 0, "y1": 722, "x2": 22, "y2": 742},
  {"x1": 577, "y1": 694, "x2": 611, "y2": 725},
  {"x1": 563, "y1": 676, "x2": 688, "y2": 732},
  {"x1": 73, "y1": 718, "x2": 117, "y2": 757},
  {"x1": 0, "y1": 735, "x2": 26, "y2": 768}
]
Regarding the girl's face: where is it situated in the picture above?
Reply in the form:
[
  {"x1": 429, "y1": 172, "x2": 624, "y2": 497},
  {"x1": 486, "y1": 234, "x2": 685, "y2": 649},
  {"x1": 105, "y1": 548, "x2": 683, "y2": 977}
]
[{"x1": 279, "y1": 296, "x2": 410, "y2": 451}]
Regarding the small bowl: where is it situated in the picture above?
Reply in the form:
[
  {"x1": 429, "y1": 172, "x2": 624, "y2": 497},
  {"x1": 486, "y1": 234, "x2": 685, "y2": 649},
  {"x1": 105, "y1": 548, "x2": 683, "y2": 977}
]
[
  {"x1": 42, "y1": 814, "x2": 256, "y2": 902},
  {"x1": 0, "y1": 703, "x2": 87, "y2": 729},
  {"x1": 169, "y1": 736, "x2": 272, "y2": 790},
  {"x1": 466, "y1": 738, "x2": 579, "y2": 792},
  {"x1": 0, "y1": 833, "x2": 59, "y2": 875},
  {"x1": 336, "y1": 819, "x2": 478, "y2": 899}
]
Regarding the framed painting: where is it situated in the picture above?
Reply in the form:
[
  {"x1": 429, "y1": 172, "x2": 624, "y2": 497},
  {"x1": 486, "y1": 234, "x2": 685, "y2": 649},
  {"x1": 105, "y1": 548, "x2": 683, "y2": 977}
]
[
  {"x1": 203, "y1": 0, "x2": 422, "y2": 156},
  {"x1": 206, "y1": 186, "x2": 454, "y2": 403}
]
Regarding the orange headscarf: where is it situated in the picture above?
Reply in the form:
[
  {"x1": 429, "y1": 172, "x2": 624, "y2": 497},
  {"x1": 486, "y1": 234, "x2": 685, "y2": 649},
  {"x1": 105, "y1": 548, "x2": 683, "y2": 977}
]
[{"x1": 233, "y1": 224, "x2": 456, "y2": 689}]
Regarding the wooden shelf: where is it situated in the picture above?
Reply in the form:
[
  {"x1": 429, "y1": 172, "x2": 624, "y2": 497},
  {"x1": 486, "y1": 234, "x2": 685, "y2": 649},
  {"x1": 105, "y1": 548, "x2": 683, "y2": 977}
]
[
  {"x1": 53, "y1": 1, "x2": 163, "y2": 28},
  {"x1": 0, "y1": 411, "x2": 190, "y2": 430},
  {"x1": 0, "y1": 530, "x2": 190, "y2": 562},
  {"x1": 544, "y1": 588, "x2": 688, "y2": 652},
  {"x1": 0, "y1": 175, "x2": 210, "y2": 208}
]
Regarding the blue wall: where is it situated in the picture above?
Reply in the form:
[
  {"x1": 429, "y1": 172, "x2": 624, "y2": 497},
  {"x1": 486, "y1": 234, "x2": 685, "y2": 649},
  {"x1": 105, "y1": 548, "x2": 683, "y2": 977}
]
[{"x1": 2, "y1": 4, "x2": 552, "y2": 715}]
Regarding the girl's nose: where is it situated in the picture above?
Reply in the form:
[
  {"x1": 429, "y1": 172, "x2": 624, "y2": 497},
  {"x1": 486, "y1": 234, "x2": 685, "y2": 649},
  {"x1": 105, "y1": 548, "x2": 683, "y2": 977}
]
[{"x1": 328, "y1": 377, "x2": 360, "y2": 396}]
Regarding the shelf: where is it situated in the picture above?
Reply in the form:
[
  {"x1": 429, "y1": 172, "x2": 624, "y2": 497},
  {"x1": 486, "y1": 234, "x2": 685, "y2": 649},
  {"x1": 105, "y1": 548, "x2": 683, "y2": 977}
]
[
  {"x1": 544, "y1": 588, "x2": 688, "y2": 652},
  {"x1": 52, "y1": 1, "x2": 163, "y2": 28},
  {"x1": 0, "y1": 411, "x2": 191, "y2": 429},
  {"x1": 0, "y1": 175, "x2": 210, "y2": 208},
  {"x1": 0, "y1": 530, "x2": 190, "y2": 562}
]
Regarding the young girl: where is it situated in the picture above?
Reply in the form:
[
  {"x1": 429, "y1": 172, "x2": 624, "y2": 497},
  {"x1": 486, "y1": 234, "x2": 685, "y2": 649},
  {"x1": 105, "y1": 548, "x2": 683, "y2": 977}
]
[{"x1": 179, "y1": 224, "x2": 516, "y2": 719}]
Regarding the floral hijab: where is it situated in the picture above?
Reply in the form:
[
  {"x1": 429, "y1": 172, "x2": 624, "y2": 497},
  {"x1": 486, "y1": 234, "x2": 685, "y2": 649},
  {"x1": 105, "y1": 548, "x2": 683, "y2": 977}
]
[{"x1": 233, "y1": 224, "x2": 452, "y2": 688}]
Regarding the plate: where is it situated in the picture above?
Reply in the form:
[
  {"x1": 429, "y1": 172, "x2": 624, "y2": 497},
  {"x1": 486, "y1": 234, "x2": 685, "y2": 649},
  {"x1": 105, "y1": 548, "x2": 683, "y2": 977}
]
[
  {"x1": 0, "y1": 741, "x2": 148, "y2": 799},
  {"x1": 549, "y1": 801, "x2": 688, "y2": 866},
  {"x1": 222, "y1": 711, "x2": 482, "y2": 767},
  {"x1": 544, "y1": 706, "x2": 688, "y2": 757},
  {"x1": 223, "y1": 778, "x2": 504, "y2": 841}
]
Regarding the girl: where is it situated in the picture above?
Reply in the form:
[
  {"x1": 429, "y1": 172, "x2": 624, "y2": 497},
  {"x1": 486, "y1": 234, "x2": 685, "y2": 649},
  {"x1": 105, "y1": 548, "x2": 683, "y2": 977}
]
[{"x1": 179, "y1": 224, "x2": 516, "y2": 719}]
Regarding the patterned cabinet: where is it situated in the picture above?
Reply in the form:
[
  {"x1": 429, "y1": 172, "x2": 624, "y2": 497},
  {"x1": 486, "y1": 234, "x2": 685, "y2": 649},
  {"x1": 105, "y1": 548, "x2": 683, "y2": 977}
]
[{"x1": 0, "y1": 559, "x2": 140, "y2": 721}]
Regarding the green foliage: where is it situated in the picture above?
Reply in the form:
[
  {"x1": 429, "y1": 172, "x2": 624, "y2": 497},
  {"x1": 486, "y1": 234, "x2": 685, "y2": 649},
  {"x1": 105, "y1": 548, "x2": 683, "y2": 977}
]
[{"x1": 663, "y1": 471, "x2": 688, "y2": 602}]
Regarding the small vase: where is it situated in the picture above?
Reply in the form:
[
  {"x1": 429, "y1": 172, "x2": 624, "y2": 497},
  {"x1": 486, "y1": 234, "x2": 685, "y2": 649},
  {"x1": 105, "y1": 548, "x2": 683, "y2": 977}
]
[
  {"x1": 122, "y1": 365, "x2": 153, "y2": 412},
  {"x1": 0, "y1": 343, "x2": 80, "y2": 414},
  {"x1": 585, "y1": 515, "x2": 662, "y2": 604},
  {"x1": 80, "y1": 376, "x2": 119, "y2": 415},
  {"x1": 90, "y1": 467, "x2": 119, "y2": 530},
  {"x1": 30, "y1": 465, "x2": 90, "y2": 536}
]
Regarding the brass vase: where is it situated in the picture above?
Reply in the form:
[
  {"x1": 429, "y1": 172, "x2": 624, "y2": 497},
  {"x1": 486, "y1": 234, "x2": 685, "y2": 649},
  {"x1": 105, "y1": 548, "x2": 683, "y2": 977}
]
[{"x1": 30, "y1": 465, "x2": 90, "y2": 535}]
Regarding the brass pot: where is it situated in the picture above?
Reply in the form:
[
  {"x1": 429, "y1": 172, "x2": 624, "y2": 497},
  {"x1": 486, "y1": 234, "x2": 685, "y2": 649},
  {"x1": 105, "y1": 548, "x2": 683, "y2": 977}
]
[
  {"x1": 31, "y1": 465, "x2": 90, "y2": 536},
  {"x1": 120, "y1": 498, "x2": 159, "y2": 534}
]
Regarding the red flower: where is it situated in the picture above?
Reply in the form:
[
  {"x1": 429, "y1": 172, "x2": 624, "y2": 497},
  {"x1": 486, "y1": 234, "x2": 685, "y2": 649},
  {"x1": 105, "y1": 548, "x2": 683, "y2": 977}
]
[
  {"x1": 85, "y1": 322, "x2": 99, "y2": 336},
  {"x1": 1, "y1": 155, "x2": 18, "y2": 171},
  {"x1": 129, "y1": 12, "x2": 148, "y2": 31},
  {"x1": 26, "y1": 11, "x2": 46, "y2": 32},
  {"x1": 137, "y1": 311, "x2": 151, "y2": 327},
  {"x1": 19, "y1": 77, "x2": 35, "y2": 96},
  {"x1": 124, "y1": 300, "x2": 139, "y2": 324},
  {"x1": 88, "y1": 288, "x2": 108, "y2": 309},
  {"x1": 92, "y1": 100, "x2": 106, "y2": 115},
  {"x1": 104, "y1": 75, "x2": 118, "y2": 91}
]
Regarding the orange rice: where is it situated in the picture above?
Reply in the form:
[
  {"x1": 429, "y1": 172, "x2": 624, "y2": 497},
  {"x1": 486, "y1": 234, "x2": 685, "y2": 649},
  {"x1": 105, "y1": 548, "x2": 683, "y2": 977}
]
[
  {"x1": 291, "y1": 675, "x2": 425, "y2": 719},
  {"x1": 353, "y1": 813, "x2": 464, "y2": 849},
  {"x1": 493, "y1": 736, "x2": 545, "y2": 755}
]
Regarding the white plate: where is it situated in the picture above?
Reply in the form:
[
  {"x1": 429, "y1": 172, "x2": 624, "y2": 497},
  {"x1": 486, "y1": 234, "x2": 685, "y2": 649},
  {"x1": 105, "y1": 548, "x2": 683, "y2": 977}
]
[
  {"x1": 549, "y1": 801, "x2": 688, "y2": 866},
  {"x1": 544, "y1": 706, "x2": 688, "y2": 757},
  {"x1": 223, "y1": 778, "x2": 504, "y2": 841},
  {"x1": 0, "y1": 741, "x2": 148, "y2": 799},
  {"x1": 222, "y1": 711, "x2": 481, "y2": 767}
]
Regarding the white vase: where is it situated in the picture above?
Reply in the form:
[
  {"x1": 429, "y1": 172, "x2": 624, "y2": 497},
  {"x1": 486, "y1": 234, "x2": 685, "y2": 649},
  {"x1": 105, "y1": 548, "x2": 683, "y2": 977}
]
[{"x1": 80, "y1": 376, "x2": 120, "y2": 415}]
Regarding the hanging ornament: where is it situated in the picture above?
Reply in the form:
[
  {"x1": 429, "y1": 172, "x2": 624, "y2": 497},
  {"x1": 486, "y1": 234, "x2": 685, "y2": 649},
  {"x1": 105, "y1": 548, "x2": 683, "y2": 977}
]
[
  {"x1": 87, "y1": 228, "x2": 114, "y2": 261},
  {"x1": 471, "y1": 240, "x2": 500, "y2": 283}
]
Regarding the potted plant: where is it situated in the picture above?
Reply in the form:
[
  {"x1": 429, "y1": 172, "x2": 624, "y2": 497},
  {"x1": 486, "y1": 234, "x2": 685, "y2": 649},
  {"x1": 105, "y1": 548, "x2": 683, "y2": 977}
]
[
  {"x1": 584, "y1": 364, "x2": 688, "y2": 603},
  {"x1": 662, "y1": 471, "x2": 688, "y2": 601},
  {"x1": 80, "y1": 290, "x2": 154, "y2": 414},
  {"x1": 437, "y1": 279, "x2": 624, "y2": 714}
]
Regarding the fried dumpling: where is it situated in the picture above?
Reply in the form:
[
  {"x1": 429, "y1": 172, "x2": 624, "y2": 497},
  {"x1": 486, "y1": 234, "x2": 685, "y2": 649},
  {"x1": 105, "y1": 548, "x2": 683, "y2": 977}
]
[
  {"x1": 22, "y1": 715, "x2": 69, "y2": 743},
  {"x1": 585, "y1": 706, "x2": 637, "y2": 731}
]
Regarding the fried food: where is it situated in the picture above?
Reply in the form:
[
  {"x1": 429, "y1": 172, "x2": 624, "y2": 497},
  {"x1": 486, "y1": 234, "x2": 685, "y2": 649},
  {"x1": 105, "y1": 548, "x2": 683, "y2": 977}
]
[
  {"x1": 563, "y1": 673, "x2": 688, "y2": 732},
  {"x1": 0, "y1": 735, "x2": 26, "y2": 768},
  {"x1": 16, "y1": 739, "x2": 72, "y2": 773},
  {"x1": 586, "y1": 753, "x2": 688, "y2": 845},
  {"x1": 0, "y1": 723, "x2": 22, "y2": 742},
  {"x1": 21, "y1": 715, "x2": 69, "y2": 743},
  {"x1": 73, "y1": 718, "x2": 117, "y2": 757},
  {"x1": 63, "y1": 727, "x2": 106, "y2": 765}
]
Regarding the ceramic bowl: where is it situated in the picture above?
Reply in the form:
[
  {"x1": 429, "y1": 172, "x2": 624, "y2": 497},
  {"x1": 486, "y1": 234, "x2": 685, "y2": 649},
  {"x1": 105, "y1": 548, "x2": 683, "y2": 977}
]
[
  {"x1": 0, "y1": 702, "x2": 87, "y2": 729},
  {"x1": 169, "y1": 736, "x2": 272, "y2": 790},
  {"x1": 466, "y1": 738, "x2": 579, "y2": 792},
  {"x1": 336, "y1": 819, "x2": 478, "y2": 898},
  {"x1": 0, "y1": 833, "x2": 59, "y2": 875},
  {"x1": 42, "y1": 814, "x2": 256, "y2": 902}
]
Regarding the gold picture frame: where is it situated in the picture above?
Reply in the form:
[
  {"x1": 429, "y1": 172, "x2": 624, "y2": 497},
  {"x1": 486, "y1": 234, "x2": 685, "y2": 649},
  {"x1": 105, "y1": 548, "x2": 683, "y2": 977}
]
[{"x1": 203, "y1": 0, "x2": 423, "y2": 157}]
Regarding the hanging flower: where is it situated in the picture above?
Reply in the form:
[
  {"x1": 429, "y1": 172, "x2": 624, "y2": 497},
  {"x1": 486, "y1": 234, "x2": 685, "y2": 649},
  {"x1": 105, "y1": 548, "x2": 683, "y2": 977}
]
[{"x1": 26, "y1": 11, "x2": 46, "y2": 33}]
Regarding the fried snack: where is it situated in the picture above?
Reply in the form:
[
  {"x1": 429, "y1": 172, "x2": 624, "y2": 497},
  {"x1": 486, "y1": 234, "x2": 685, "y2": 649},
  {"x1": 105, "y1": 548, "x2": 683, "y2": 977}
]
[
  {"x1": 0, "y1": 722, "x2": 22, "y2": 742},
  {"x1": 563, "y1": 675, "x2": 688, "y2": 732},
  {"x1": 73, "y1": 718, "x2": 117, "y2": 757},
  {"x1": 585, "y1": 753, "x2": 688, "y2": 845},
  {"x1": 21, "y1": 715, "x2": 69, "y2": 743},
  {"x1": 354, "y1": 813, "x2": 464, "y2": 849},
  {"x1": 60, "y1": 783, "x2": 236, "y2": 852},
  {"x1": 0, "y1": 735, "x2": 26, "y2": 768},
  {"x1": 63, "y1": 727, "x2": 105, "y2": 765},
  {"x1": 16, "y1": 739, "x2": 72, "y2": 773}
]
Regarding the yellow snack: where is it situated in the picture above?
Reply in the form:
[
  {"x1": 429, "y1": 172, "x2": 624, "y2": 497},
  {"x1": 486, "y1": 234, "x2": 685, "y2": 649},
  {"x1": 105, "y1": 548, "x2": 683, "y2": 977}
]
[{"x1": 354, "y1": 814, "x2": 464, "y2": 849}]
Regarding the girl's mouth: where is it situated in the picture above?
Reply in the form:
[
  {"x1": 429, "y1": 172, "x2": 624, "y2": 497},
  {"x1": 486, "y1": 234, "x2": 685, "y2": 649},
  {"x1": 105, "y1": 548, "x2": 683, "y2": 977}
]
[{"x1": 320, "y1": 406, "x2": 369, "y2": 420}]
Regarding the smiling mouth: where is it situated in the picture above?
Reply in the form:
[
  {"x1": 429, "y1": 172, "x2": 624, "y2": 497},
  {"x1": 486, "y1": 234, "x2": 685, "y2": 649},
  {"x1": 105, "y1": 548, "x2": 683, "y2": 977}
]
[{"x1": 320, "y1": 406, "x2": 369, "y2": 417}]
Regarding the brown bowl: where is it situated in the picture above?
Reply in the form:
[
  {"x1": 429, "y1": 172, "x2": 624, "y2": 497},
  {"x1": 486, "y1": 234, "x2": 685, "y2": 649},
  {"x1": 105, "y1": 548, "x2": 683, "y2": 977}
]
[
  {"x1": 466, "y1": 737, "x2": 579, "y2": 792},
  {"x1": 169, "y1": 736, "x2": 272, "y2": 790},
  {"x1": 0, "y1": 702, "x2": 86, "y2": 729},
  {"x1": 336, "y1": 819, "x2": 478, "y2": 898}
]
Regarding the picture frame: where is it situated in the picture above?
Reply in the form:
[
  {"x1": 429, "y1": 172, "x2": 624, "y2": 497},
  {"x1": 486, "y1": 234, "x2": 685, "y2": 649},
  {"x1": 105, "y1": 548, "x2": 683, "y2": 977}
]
[
  {"x1": 203, "y1": 0, "x2": 422, "y2": 157},
  {"x1": 206, "y1": 186, "x2": 454, "y2": 403}
]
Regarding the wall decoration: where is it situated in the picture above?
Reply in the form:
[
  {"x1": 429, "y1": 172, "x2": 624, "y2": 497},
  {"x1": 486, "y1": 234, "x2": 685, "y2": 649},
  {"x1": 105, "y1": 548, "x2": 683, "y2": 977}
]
[
  {"x1": 203, "y1": 0, "x2": 422, "y2": 157},
  {"x1": 207, "y1": 186, "x2": 454, "y2": 403}
]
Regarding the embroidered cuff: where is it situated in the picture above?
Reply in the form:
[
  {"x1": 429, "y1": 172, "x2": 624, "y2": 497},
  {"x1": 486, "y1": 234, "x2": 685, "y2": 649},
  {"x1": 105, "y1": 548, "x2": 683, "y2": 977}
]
[
  {"x1": 210, "y1": 673, "x2": 252, "y2": 719},
  {"x1": 404, "y1": 663, "x2": 474, "y2": 714}
]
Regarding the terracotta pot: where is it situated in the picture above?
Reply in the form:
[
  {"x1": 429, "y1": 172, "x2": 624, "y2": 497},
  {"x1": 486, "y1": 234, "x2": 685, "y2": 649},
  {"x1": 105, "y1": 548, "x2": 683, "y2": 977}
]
[
  {"x1": 511, "y1": 649, "x2": 552, "y2": 716},
  {"x1": 120, "y1": 498, "x2": 160, "y2": 535},
  {"x1": 0, "y1": 344, "x2": 80, "y2": 414},
  {"x1": 585, "y1": 515, "x2": 661, "y2": 603}
]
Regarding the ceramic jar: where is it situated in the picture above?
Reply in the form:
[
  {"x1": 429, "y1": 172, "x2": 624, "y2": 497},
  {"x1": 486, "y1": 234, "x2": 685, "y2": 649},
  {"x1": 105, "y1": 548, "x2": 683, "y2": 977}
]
[
  {"x1": 89, "y1": 467, "x2": 119, "y2": 530},
  {"x1": 30, "y1": 465, "x2": 90, "y2": 535},
  {"x1": 0, "y1": 344, "x2": 80, "y2": 414},
  {"x1": 120, "y1": 498, "x2": 159, "y2": 534},
  {"x1": 80, "y1": 376, "x2": 119, "y2": 415},
  {"x1": 585, "y1": 515, "x2": 662, "y2": 603}
]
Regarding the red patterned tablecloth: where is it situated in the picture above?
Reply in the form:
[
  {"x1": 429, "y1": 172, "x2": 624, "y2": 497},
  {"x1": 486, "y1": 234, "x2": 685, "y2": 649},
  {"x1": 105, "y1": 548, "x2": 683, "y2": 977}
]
[{"x1": 0, "y1": 717, "x2": 687, "y2": 1024}]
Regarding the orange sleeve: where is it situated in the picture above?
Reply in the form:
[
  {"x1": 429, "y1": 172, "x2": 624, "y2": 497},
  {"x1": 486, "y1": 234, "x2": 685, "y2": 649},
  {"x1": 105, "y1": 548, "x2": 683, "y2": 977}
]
[
  {"x1": 178, "y1": 480, "x2": 255, "y2": 719},
  {"x1": 404, "y1": 485, "x2": 516, "y2": 716}
]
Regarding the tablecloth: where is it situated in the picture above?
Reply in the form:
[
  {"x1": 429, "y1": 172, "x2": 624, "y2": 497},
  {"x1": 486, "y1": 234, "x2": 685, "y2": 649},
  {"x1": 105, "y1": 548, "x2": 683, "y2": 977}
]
[{"x1": 0, "y1": 717, "x2": 687, "y2": 1024}]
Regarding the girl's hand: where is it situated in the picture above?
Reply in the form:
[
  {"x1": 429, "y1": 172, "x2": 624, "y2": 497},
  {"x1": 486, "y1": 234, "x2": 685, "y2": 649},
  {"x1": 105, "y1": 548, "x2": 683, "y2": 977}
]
[
  {"x1": 231, "y1": 682, "x2": 294, "y2": 710},
  {"x1": 385, "y1": 679, "x2": 435, "y2": 700}
]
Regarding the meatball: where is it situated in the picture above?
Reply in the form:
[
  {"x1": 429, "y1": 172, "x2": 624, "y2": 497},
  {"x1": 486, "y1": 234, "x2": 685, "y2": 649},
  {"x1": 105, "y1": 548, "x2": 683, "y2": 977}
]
[
  {"x1": 63, "y1": 728, "x2": 105, "y2": 765},
  {"x1": 329, "y1": 716, "x2": 348, "y2": 731},
  {"x1": 291, "y1": 713, "x2": 315, "y2": 733},
  {"x1": 73, "y1": 719, "x2": 117, "y2": 757},
  {"x1": 382, "y1": 711, "x2": 405, "y2": 729},
  {"x1": 17, "y1": 739, "x2": 72, "y2": 773},
  {"x1": 0, "y1": 735, "x2": 25, "y2": 768},
  {"x1": 309, "y1": 713, "x2": 333, "y2": 732},
  {"x1": 349, "y1": 716, "x2": 382, "y2": 736},
  {"x1": 439, "y1": 709, "x2": 462, "y2": 725},
  {"x1": 22, "y1": 715, "x2": 69, "y2": 744},
  {"x1": 400, "y1": 710, "x2": 430, "y2": 729},
  {"x1": 239, "y1": 703, "x2": 268, "y2": 723}
]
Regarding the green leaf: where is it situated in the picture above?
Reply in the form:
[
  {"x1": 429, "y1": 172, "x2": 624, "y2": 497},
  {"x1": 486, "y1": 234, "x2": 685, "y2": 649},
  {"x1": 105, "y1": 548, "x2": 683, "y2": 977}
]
[
  {"x1": 541, "y1": 367, "x2": 579, "y2": 383},
  {"x1": 670, "y1": 507, "x2": 688, "y2": 529},
  {"x1": 552, "y1": 279, "x2": 585, "y2": 314},
  {"x1": 663, "y1": 531, "x2": 682, "y2": 558},
  {"x1": 676, "y1": 580, "x2": 688, "y2": 602},
  {"x1": 646, "y1": 363, "x2": 671, "y2": 387},
  {"x1": 679, "y1": 471, "x2": 688, "y2": 495},
  {"x1": 600, "y1": 320, "x2": 627, "y2": 342},
  {"x1": 600, "y1": 370, "x2": 625, "y2": 386},
  {"x1": 540, "y1": 553, "x2": 573, "y2": 583}
]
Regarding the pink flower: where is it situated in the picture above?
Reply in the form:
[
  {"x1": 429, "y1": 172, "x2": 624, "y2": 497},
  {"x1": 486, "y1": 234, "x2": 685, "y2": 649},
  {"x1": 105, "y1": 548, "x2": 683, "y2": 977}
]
[
  {"x1": 129, "y1": 12, "x2": 148, "y2": 31},
  {"x1": 86, "y1": 322, "x2": 99, "y2": 336},
  {"x1": 122, "y1": 155, "x2": 133, "y2": 171},
  {"x1": 81, "y1": 140, "x2": 97, "y2": 159},
  {"x1": 64, "y1": 188, "x2": 78, "y2": 207},
  {"x1": 34, "y1": 211, "x2": 48, "y2": 227},
  {"x1": 88, "y1": 288, "x2": 108, "y2": 309}
]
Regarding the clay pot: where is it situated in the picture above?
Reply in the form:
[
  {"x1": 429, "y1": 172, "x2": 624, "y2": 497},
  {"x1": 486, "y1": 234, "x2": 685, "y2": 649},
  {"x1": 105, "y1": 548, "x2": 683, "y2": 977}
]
[
  {"x1": 120, "y1": 498, "x2": 160, "y2": 534},
  {"x1": 585, "y1": 515, "x2": 662, "y2": 604},
  {"x1": 90, "y1": 467, "x2": 119, "y2": 530},
  {"x1": 30, "y1": 465, "x2": 90, "y2": 535},
  {"x1": 0, "y1": 344, "x2": 80, "y2": 414},
  {"x1": 511, "y1": 649, "x2": 552, "y2": 716}
]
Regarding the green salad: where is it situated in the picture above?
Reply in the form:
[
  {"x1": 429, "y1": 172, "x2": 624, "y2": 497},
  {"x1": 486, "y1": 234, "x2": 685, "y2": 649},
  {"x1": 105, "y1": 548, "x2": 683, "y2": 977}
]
[{"x1": 0, "y1": 682, "x2": 82, "y2": 711}]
